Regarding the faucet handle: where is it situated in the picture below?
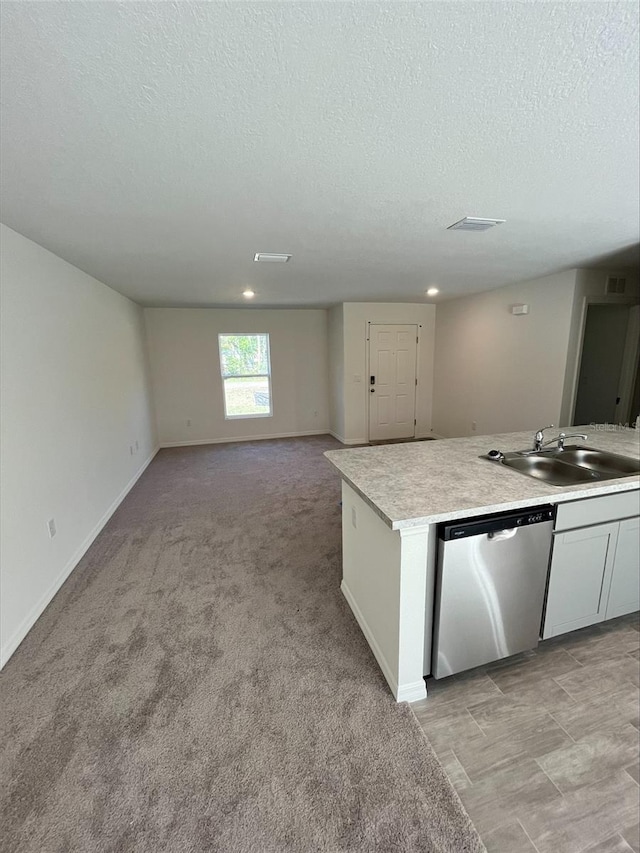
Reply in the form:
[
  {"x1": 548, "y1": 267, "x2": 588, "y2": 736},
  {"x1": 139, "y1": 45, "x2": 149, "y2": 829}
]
[{"x1": 533, "y1": 424, "x2": 554, "y2": 450}]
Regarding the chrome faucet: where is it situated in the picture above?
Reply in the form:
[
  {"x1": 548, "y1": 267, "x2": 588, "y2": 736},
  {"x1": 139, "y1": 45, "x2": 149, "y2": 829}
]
[
  {"x1": 539, "y1": 431, "x2": 588, "y2": 451},
  {"x1": 556, "y1": 432, "x2": 588, "y2": 450},
  {"x1": 533, "y1": 425, "x2": 554, "y2": 451}
]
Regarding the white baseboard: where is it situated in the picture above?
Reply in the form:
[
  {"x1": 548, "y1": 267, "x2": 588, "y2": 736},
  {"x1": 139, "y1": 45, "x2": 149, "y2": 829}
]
[
  {"x1": 329, "y1": 430, "x2": 438, "y2": 446},
  {"x1": 341, "y1": 579, "x2": 426, "y2": 703},
  {"x1": 341, "y1": 579, "x2": 398, "y2": 700},
  {"x1": 159, "y1": 429, "x2": 330, "y2": 448},
  {"x1": 398, "y1": 680, "x2": 428, "y2": 702},
  {"x1": 328, "y1": 430, "x2": 368, "y2": 446},
  {"x1": 0, "y1": 447, "x2": 159, "y2": 670}
]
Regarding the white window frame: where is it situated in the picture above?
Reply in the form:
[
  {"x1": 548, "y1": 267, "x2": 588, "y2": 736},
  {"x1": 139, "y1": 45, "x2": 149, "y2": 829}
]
[{"x1": 218, "y1": 333, "x2": 273, "y2": 420}]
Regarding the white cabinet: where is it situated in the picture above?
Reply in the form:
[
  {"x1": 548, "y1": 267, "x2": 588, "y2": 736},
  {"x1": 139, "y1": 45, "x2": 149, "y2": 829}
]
[
  {"x1": 544, "y1": 507, "x2": 640, "y2": 640},
  {"x1": 606, "y1": 516, "x2": 640, "y2": 619},
  {"x1": 543, "y1": 522, "x2": 617, "y2": 639}
]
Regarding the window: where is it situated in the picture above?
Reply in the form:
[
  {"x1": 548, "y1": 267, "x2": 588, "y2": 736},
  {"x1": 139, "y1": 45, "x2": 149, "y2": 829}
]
[{"x1": 218, "y1": 334, "x2": 272, "y2": 419}]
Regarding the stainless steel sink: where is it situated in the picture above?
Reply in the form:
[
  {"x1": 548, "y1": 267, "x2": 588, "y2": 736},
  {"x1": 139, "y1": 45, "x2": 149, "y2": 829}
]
[
  {"x1": 545, "y1": 446, "x2": 640, "y2": 477},
  {"x1": 487, "y1": 445, "x2": 640, "y2": 487},
  {"x1": 499, "y1": 453, "x2": 603, "y2": 486}
]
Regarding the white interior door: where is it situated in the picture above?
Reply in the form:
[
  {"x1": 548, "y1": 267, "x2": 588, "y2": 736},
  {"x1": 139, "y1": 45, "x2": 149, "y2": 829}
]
[{"x1": 368, "y1": 324, "x2": 417, "y2": 441}]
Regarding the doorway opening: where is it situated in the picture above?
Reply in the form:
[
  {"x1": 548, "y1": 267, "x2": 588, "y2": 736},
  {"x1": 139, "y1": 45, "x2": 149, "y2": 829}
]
[{"x1": 572, "y1": 304, "x2": 640, "y2": 427}]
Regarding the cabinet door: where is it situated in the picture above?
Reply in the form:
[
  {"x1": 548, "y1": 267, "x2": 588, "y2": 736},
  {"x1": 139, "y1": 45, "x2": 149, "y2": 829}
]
[
  {"x1": 543, "y1": 522, "x2": 618, "y2": 639},
  {"x1": 606, "y1": 517, "x2": 640, "y2": 620}
]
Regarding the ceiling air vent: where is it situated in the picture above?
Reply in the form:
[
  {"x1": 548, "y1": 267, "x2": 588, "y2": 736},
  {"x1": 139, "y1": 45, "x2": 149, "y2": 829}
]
[
  {"x1": 254, "y1": 253, "x2": 291, "y2": 263},
  {"x1": 605, "y1": 275, "x2": 627, "y2": 294},
  {"x1": 447, "y1": 217, "x2": 506, "y2": 232}
]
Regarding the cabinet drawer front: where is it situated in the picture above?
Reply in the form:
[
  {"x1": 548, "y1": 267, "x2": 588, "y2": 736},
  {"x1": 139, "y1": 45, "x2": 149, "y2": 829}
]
[{"x1": 555, "y1": 491, "x2": 640, "y2": 531}]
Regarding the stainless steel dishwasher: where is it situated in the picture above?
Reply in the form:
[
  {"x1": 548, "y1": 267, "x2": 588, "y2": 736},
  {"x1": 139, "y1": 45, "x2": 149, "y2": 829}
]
[{"x1": 432, "y1": 506, "x2": 554, "y2": 679}]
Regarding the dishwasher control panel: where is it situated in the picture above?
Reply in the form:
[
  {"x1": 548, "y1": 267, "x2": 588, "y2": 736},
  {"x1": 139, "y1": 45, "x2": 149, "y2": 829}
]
[{"x1": 441, "y1": 506, "x2": 555, "y2": 541}]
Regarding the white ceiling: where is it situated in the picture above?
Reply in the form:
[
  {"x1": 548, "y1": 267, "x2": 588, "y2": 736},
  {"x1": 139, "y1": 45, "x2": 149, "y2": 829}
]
[{"x1": 1, "y1": 1, "x2": 639, "y2": 307}]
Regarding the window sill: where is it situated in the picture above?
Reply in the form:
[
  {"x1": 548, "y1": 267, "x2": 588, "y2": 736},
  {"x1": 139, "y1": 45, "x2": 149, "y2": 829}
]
[{"x1": 224, "y1": 413, "x2": 273, "y2": 420}]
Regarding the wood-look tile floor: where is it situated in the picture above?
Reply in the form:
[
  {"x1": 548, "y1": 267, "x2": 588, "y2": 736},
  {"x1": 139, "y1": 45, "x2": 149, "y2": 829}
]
[{"x1": 412, "y1": 613, "x2": 640, "y2": 853}]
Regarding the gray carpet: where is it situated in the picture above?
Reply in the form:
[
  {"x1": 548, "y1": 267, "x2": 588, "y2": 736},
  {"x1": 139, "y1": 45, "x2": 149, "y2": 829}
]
[{"x1": 0, "y1": 436, "x2": 484, "y2": 853}]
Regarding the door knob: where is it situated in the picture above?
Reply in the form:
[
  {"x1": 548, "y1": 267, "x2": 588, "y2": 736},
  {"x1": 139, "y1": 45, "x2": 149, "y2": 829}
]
[{"x1": 370, "y1": 388, "x2": 375, "y2": 393}]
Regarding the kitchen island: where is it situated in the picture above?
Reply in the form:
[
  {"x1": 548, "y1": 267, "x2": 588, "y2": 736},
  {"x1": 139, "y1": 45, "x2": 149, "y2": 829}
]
[{"x1": 325, "y1": 427, "x2": 640, "y2": 702}]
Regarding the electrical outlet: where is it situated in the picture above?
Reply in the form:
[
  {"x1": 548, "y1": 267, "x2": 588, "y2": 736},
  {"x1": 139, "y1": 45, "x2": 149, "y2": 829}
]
[
  {"x1": 472, "y1": 421, "x2": 477, "y2": 432},
  {"x1": 186, "y1": 419, "x2": 192, "y2": 427},
  {"x1": 47, "y1": 518, "x2": 56, "y2": 539},
  {"x1": 351, "y1": 506, "x2": 357, "y2": 528}
]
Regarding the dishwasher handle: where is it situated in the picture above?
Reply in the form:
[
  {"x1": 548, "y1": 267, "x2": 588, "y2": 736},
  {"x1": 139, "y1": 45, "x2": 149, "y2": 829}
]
[{"x1": 488, "y1": 528, "x2": 519, "y2": 541}]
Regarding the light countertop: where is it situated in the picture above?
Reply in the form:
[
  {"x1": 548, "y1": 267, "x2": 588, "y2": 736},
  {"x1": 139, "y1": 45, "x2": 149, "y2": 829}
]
[{"x1": 325, "y1": 426, "x2": 640, "y2": 530}]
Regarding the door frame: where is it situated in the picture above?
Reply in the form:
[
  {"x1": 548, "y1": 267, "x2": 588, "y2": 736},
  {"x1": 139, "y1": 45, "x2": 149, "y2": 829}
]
[{"x1": 366, "y1": 322, "x2": 420, "y2": 442}]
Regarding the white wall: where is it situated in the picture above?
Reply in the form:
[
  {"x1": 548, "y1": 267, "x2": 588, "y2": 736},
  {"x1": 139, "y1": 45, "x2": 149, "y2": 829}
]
[
  {"x1": 432, "y1": 270, "x2": 577, "y2": 438},
  {"x1": 327, "y1": 305, "x2": 346, "y2": 441},
  {"x1": 144, "y1": 307, "x2": 330, "y2": 445},
  {"x1": 342, "y1": 303, "x2": 436, "y2": 444},
  {"x1": 0, "y1": 225, "x2": 157, "y2": 667}
]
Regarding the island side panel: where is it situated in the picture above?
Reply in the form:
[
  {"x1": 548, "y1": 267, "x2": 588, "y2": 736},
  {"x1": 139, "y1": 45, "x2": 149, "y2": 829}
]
[
  {"x1": 340, "y1": 482, "x2": 429, "y2": 702},
  {"x1": 341, "y1": 482, "x2": 402, "y2": 698}
]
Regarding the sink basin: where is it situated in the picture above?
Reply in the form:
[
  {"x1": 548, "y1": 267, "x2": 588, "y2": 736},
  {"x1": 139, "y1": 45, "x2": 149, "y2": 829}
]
[
  {"x1": 487, "y1": 445, "x2": 640, "y2": 487},
  {"x1": 545, "y1": 446, "x2": 640, "y2": 477},
  {"x1": 500, "y1": 454, "x2": 604, "y2": 487}
]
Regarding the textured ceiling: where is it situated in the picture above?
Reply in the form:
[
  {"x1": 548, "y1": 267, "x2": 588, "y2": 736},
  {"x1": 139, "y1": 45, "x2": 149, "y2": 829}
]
[{"x1": 1, "y1": 1, "x2": 639, "y2": 306}]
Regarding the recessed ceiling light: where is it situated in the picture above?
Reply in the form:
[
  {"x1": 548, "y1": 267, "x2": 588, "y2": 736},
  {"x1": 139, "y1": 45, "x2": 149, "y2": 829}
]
[
  {"x1": 253, "y1": 253, "x2": 291, "y2": 263},
  {"x1": 242, "y1": 289, "x2": 255, "y2": 299},
  {"x1": 426, "y1": 287, "x2": 439, "y2": 296},
  {"x1": 447, "y1": 217, "x2": 505, "y2": 231}
]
